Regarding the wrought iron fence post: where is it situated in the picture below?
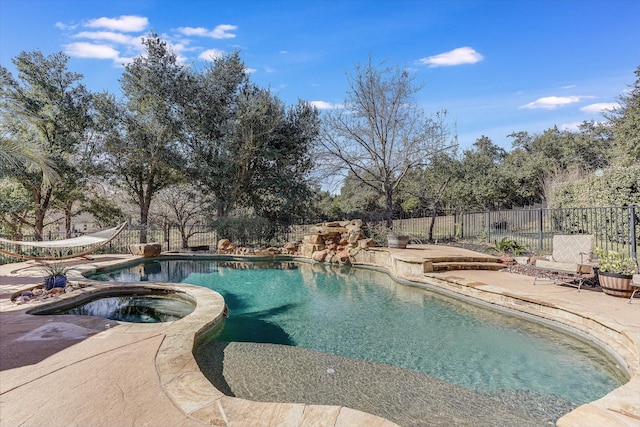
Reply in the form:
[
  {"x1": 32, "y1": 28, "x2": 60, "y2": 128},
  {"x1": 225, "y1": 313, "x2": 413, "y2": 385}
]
[
  {"x1": 538, "y1": 209, "x2": 543, "y2": 252},
  {"x1": 485, "y1": 211, "x2": 491, "y2": 243},
  {"x1": 630, "y1": 206, "x2": 637, "y2": 261}
]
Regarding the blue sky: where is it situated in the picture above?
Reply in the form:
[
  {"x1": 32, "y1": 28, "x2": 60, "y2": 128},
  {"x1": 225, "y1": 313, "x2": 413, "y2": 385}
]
[{"x1": 1, "y1": 0, "x2": 639, "y2": 150}]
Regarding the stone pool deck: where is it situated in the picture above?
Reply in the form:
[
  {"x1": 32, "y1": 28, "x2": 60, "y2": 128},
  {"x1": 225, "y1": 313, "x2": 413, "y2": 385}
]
[{"x1": 0, "y1": 246, "x2": 638, "y2": 427}]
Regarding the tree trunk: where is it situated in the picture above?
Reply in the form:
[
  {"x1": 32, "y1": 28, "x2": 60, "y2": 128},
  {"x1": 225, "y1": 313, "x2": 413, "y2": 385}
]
[
  {"x1": 385, "y1": 191, "x2": 393, "y2": 229},
  {"x1": 32, "y1": 186, "x2": 52, "y2": 241},
  {"x1": 428, "y1": 203, "x2": 437, "y2": 241},
  {"x1": 139, "y1": 206, "x2": 149, "y2": 244},
  {"x1": 34, "y1": 209, "x2": 45, "y2": 241},
  {"x1": 64, "y1": 200, "x2": 74, "y2": 238}
]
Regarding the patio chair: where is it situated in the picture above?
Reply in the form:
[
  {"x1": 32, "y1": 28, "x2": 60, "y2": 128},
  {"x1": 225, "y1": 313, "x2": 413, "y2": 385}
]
[
  {"x1": 629, "y1": 274, "x2": 640, "y2": 303},
  {"x1": 0, "y1": 222, "x2": 128, "y2": 261},
  {"x1": 533, "y1": 234, "x2": 595, "y2": 291}
]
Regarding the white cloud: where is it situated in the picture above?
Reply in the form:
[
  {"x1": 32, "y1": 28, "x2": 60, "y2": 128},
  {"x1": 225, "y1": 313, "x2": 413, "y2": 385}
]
[
  {"x1": 63, "y1": 42, "x2": 121, "y2": 59},
  {"x1": 178, "y1": 27, "x2": 208, "y2": 36},
  {"x1": 519, "y1": 96, "x2": 584, "y2": 110},
  {"x1": 245, "y1": 67, "x2": 257, "y2": 74},
  {"x1": 198, "y1": 49, "x2": 225, "y2": 61},
  {"x1": 73, "y1": 31, "x2": 139, "y2": 46},
  {"x1": 55, "y1": 21, "x2": 77, "y2": 31},
  {"x1": 560, "y1": 122, "x2": 582, "y2": 131},
  {"x1": 310, "y1": 101, "x2": 341, "y2": 110},
  {"x1": 580, "y1": 102, "x2": 620, "y2": 113},
  {"x1": 177, "y1": 24, "x2": 237, "y2": 39},
  {"x1": 85, "y1": 15, "x2": 148, "y2": 32},
  {"x1": 419, "y1": 47, "x2": 483, "y2": 67}
]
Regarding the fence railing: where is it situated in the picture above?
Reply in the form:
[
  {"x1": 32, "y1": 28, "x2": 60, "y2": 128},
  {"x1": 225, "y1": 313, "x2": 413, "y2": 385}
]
[
  {"x1": 392, "y1": 206, "x2": 638, "y2": 259},
  {"x1": 2, "y1": 206, "x2": 638, "y2": 264}
]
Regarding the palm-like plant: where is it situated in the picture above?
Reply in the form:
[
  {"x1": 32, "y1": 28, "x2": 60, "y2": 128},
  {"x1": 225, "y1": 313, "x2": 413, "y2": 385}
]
[{"x1": 0, "y1": 137, "x2": 59, "y2": 185}]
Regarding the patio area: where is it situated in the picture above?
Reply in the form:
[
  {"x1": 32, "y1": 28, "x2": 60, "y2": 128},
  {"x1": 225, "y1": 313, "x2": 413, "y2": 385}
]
[{"x1": 0, "y1": 246, "x2": 638, "y2": 427}]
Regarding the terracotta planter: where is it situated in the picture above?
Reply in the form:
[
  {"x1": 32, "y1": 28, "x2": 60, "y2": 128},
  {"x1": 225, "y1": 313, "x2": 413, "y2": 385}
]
[
  {"x1": 598, "y1": 271, "x2": 634, "y2": 298},
  {"x1": 387, "y1": 235, "x2": 410, "y2": 249}
]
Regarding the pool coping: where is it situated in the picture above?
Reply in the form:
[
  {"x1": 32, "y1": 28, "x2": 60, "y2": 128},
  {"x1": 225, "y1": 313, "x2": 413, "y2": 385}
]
[{"x1": 1, "y1": 249, "x2": 639, "y2": 426}]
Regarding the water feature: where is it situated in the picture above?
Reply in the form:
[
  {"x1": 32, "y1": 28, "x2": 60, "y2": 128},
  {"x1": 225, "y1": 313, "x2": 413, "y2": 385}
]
[{"x1": 34, "y1": 292, "x2": 195, "y2": 323}]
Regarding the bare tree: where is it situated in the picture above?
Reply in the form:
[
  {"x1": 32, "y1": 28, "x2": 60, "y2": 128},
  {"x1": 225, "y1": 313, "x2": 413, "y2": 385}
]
[
  {"x1": 151, "y1": 184, "x2": 207, "y2": 248},
  {"x1": 318, "y1": 57, "x2": 457, "y2": 228}
]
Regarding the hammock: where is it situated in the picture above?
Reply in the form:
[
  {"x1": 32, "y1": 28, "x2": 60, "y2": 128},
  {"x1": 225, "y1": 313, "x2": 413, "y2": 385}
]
[{"x1": 0, "y1": 222, "x2": 128, "y2": 261}]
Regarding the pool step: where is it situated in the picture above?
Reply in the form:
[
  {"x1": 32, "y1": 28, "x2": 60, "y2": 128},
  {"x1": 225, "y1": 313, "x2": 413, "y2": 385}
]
[{"x1": 431, "y1": 261, "x2": 506, "y2": 272}]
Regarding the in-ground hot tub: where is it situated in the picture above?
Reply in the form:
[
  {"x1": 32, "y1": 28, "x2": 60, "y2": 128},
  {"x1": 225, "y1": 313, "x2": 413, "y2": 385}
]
[{"x1": 30, "y1": 288, "x2": 196, "y2": 323}]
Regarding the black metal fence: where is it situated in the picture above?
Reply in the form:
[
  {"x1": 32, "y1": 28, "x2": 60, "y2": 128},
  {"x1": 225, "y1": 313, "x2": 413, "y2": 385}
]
[
  {"x1": 1, "y1": 206, "x2": 638, "y2": 263},
  {"x1": 392, "y1": 206, "x2": 638, "y2": 259}
]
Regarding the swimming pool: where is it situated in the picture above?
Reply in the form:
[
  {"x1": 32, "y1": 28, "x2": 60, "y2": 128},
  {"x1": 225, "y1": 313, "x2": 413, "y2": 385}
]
[{"x1": 89, "y1": 258, "x2": 626, "y2": 423}]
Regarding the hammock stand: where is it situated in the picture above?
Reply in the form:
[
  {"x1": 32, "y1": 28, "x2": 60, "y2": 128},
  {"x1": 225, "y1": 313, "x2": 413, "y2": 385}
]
[{"x1": 0, "y1": 222, "x2": 128, "y2": 261}]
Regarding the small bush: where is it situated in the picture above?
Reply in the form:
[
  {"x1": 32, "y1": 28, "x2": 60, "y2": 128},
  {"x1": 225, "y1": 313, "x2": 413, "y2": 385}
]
[{"x1": 210, "y1": 216, "x2": 280, "y2": 247}]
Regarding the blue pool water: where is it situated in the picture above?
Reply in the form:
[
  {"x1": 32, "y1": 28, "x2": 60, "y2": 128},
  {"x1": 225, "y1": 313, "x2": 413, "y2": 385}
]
[{"x1": 89, "y1": 258, "x2": 625, "y2": 405}]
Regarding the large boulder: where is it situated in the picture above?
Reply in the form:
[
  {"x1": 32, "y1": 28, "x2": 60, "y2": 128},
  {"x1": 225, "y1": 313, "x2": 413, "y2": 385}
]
[
  {"x1": 217, "y1": 239, "x2": 235, "y2": 254},
  {"x1": 129, "y1": 243, "x2": 162, "y2": 257},
  {"x1": 311, "y1": 249, "x2": 329, "y2": 262}
]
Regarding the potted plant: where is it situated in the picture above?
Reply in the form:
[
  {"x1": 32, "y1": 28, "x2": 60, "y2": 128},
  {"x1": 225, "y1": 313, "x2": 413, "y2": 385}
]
[
  {"x1": 594, "y1": 248, "x2": 637, "y2": 297},
  {"x1": 365, "y1": 222, "x2": 411, "y2": 248},
  {"x1": 42, "y1": 263, "x2": 70, "y2": 290},
  {"x1": 387, "y1": 231, "x2": 411, "y2": 249}
]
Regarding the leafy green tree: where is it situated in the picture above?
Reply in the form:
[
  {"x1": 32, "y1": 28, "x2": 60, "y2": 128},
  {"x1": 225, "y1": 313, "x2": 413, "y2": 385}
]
[
  {"x1": 184, "y1": 53, "x2": 320, "y2": 221},
  {"x1": 181, "y1": 52, "x2": 248, "y2": 218},
  {"x1": 92, "y1": 34, "x2": 187, "y2": 243},
  {"x1": 0, "y1": 50, "x2": 92, "y2": 239},
  {"x1": 606, "y1": 65, "x2": 640, "y2": 166},
  {"x1": 230, "y1": 85, "x2": 319, "y2": 221},
  {"x1": 401, "y1": 152, "x2": 460, "y2": 239},
  {"x1": 0, "y1": 179, "x2": 32, "y2": 235},
  {"x1": 309, "y1": 188, "x2": 344, "y2": 220},
  {"x1": 334, "y1": 171, "x2": 384, "y2": 217},
  {"x1": 80, "y1": 193, "x2": 126, "y2": 229},
  {"x1": 319, "y1": 57, "x2": 457, "y2": 228},
  {"x1": 452, "y1": 136, "x2": 511, "y2": 210},
  {"x1": 503, "y1": 123, "x2": 612, "y2": 207},
  {"x1": 549, "y1": 164, "x2": 640, "y2": 208}
]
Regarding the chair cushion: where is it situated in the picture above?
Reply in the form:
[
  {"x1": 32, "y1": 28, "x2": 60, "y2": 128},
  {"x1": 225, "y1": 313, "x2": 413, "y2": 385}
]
[
  {"x1": 552, "y1": 235, "x2": 594, "y2": 264},
  {"x1": 536, "y1": 259, "x2": 580, "y2": 273}
]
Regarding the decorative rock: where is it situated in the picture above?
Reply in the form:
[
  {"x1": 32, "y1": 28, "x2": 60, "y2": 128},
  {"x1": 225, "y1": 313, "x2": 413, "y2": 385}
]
[
  {"x1": 304, "y1": 234, "x2": 325, "y2": 244},
  {"x1": 129, "y1": 243, "x2": 162, "y2": 257},
  {"x1": 335, "y1": 249, "x2": 351, "y2": 264},
  {"x1": 301, "y1": 243, "x2": 325, "y2": 258},
  {"x1": 217, "y1": 239, "x2": 231, "y2": 250},
  {"x1": 283, "y1": 242, "x2": 298, "y2": 255},
  {"x1": 358, "y1": 238, "x2": 376, "y2": 248},
  {"x1": 529, "y1": 256, "x2": 549, "y2": 266},
  {"x1": 498, "y1": 256, "x2": 517, "y2": 265},
  {"x1": 345, "y1": 219, "x2": 363, "y2": 231},
  {"x1": 311, "y1": 249, "x2": 329, "y2": 262}
]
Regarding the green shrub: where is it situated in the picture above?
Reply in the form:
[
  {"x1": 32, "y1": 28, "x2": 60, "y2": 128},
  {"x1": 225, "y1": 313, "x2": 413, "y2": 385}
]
[
  {"x1": 210, "y1": 216, "x2": 280, "y2": 247},
  {"x1": 485, "y1": 237, "x2": 527, "y2": 255}
]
